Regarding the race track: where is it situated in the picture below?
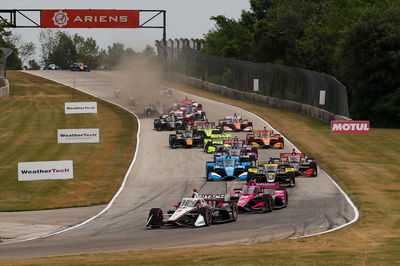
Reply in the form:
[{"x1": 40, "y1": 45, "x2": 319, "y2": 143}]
[{"x1": 0, "y1": 71, "x2": 356, "y2": 259}]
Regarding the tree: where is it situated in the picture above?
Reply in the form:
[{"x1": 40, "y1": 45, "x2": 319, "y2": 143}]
[
  {"x1": 0, "y1": 25, "x2": 22, "y2": 70},
  {"x1": 26, "y1": 59, "x2": 40, "y2": 70},
  {"x1": 340, "y1": 4, "x2": 400, "y2": 127},
  {"x1": 102, "y1": 43, "x2": 136, "y2": 69},
  {"x1": 74, "y1": 35, "x2": 102, "y2": 69}
]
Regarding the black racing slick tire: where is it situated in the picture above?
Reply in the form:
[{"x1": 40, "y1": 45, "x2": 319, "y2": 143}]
[
  {"x1": 147, "y1": 208, "x2": 163, "y2": 228},
  {"x1": 262, "y1": 194, "x2": 273, "y2": 213},
  {"x1": 288, "y1": 171, "x2": 296, "y2": 187},
  {"x1": 199, "y1": 207, "x2": 212, "y2": 226},
  {"x1": 231, "y1": 202, "x2": 238, "y2": 221}
]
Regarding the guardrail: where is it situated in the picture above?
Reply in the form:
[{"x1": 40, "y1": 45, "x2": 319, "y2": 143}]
[{"x1": 171, "y1": 74, "x2": 351, "y2": 123}]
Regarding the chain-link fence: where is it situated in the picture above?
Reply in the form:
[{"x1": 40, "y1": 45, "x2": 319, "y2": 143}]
[{"x1": 157, "y1": 42, "x2": 349, "y2": 117}]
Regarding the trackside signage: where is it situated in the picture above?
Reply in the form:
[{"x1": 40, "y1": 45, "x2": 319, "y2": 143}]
[
  {"x1": 331, "y1": 121, "x2": 370, "y2": 133},
  {"x1": 58, "y1": 128, "x2": 100, "y2": 143},
  {"x1": 65, "y1": 102, "x2": 97, "y2": 114},
  {"x1": 41, "y1": 10, "x2": 140, "y2": 28},
  {"x1": 18, "y1": 160, "x2": 74, "y2": 181}
]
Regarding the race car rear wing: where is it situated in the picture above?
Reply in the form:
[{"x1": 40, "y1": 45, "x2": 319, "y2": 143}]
[
  {"x1": 252, "y1": 182, "x2": 281, "y2": 189},
  {"x1": 280, "y1": 152, "x2": 306, "y2": 158},
  {"x1": 253, "y1": 130, "x2": 274, "y2": 135},
  {"x1": 199, "y1": 194, "x2": 228, "y2": 201}
]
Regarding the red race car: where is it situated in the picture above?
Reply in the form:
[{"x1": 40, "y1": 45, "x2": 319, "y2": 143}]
[{"x1": 280, "y1": 149, "x2": 318, "y2": 177}]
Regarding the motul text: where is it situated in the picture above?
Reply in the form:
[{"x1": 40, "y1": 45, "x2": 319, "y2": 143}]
[{"x1": 331, "y1": 121, "x2": 370, "y2": 133}]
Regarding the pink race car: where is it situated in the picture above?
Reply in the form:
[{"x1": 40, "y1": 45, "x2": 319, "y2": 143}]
[{"x1": 230, "y1": 181, "x2": 288, "y2": 213}]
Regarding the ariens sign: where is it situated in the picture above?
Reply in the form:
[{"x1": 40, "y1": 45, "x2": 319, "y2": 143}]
[
  {"x1": 65, "y1": 102, "x2": 97, "y2": 114},
  {"x1": 331, "y1": 121, "x2": 370, "y2": 133},
  {"x1": 58, "y1": 128, "x2": 100, "y2": 143},
  {"x1": 41, "y1": 9, "x2": 140, "y2": 28},
  {"x1": 18, "y1": 160, "x2": 74, "y2": 181}
]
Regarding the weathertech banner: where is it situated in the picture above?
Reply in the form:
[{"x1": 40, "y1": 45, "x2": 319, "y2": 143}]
[
  {"x1": 18, "y1": 160, "x2": 74, "y2": 181},
  {"x1": 58, "y1": 128, "x2": 100, "y2": 143},
  {"x1": 65, "y1": 102, "x2": 97, "y2": 114},
  {"x1": 331, "y1": 121, "x2": 370, "y2": 133},
  {"x1": 41, "y1": 9, "x2": 140, "y2": 28}
]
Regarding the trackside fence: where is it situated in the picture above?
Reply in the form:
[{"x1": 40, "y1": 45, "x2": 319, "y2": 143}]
[{"x1": 157, "y1": 41, "x2": 350, "y2": 122}]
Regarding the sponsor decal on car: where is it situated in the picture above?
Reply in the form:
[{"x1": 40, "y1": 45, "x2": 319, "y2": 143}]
[
  {"x1": 18, "y1": 160, "x2": 74, "y2": 181},
  {"x1": 331, "y1": 121, "x2": 370, "y2": 133}
]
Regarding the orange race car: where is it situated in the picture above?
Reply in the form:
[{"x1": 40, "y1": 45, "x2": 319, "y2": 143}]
[
  {"x1": 218, "y1": 113, "x2": 253, "y2": 132},
  {"x1": 246, "y1": 128, "x2": 284, "y2": 149}
]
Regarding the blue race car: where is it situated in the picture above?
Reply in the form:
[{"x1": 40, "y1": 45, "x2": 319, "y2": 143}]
[{"x1": 206, "y1": 156, "x2": 250, "y2": 181}]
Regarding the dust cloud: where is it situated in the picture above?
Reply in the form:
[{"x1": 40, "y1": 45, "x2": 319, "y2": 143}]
[{"x1": 111, "y1": 55, "x2": 175, "y2": 117}]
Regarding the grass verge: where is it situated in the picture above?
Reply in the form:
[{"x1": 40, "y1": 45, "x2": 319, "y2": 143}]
[
  {"x1": 0, "y1": 71, "x2": 137, "y2": 211},
  {"x1": 1, "y1": 82, "x2": 399, "y2": 265}
]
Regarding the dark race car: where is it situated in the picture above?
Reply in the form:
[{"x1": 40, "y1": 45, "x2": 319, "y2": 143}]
[
  {"x1": 280, "y1": 149, "x2": 318, "y2": 177},
  {"x1": 230, "y1": 181, "x2": 288, "y2": 212},
  {"x1": 247, "y1": 161, "x2": 296, "y2": 187},
  {"x1": 154, "y1": 114, "x2": 186, "y2": 131},
  {"x1": 146, "y1": 190, "x2": 238, "y2": 228},
  {"x1": 70, "y1": 62, "x2": 90, "y2": 71},
  {"x1": 169, "y1": 129, "x2": 203, "y2": 149}
]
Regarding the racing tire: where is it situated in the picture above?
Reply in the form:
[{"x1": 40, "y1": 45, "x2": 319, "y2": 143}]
[
  {"x1": 198, "y1": 207, "x2": 212, "y2": 226},
  {"x1": 156, "y1": 124, "x2": 162, "y2": 131},
  {"x1": 231, "y1": 202, "x2": 238, "y2": 221},
  {"x1": 309, "y1": 162, "x2": 317, "y2": 177},
  {"x1": 288, "y1": 171, "x2": 296, "y2": 187},
  {"x1": 147, "y1": 208, "x2": 163, "y2": 228},
  {"x1": 262, "y1": 194, "x2": 273, "y2": 213}
]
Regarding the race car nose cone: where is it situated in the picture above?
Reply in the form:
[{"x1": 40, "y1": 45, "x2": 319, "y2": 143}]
[{"x1": 225, "y1": 167, "x2": 234, "y2": 176}]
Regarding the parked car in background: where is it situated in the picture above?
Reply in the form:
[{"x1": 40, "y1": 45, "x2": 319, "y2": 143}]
[{"x1": 44, "y1": 64, "x2": 60, "y2": 70}]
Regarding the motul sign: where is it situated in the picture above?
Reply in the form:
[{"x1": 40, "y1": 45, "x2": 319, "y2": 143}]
[
  {"x1": 331, "y1": 121, "x2": 370, "y2": 133},
  {"x1": 41, "y1": 10, "x2": 139, "y2": 28}
]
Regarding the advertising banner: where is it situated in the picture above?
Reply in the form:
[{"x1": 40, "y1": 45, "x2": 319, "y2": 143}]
[
  {"x1": 41, "y1": 9, "x2": 140, "y2": 28},
  {"x1": 58, "y1": 128, "x2": 100, "y2": 143},
  {"x1": 65, "y1": 102, "x2": 97, "y2": 114},
  {"x1": 18, "y1": 160, "x2": 74, "y2": 181},
  {"x1": 331, "y1": 121, "x2": 370, "y2": 133}
]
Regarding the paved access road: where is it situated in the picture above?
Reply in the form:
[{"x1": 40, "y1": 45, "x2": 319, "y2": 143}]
[{"x1": 0, "y1": 71, "x2": 356, "y2": 259}]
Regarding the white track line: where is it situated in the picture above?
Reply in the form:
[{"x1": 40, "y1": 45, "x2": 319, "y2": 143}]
[
  {"x1": 167, "y1": 86, "x2": 359, "y2": 238},
  {"x1": 1, "y1": 75, "x2": 141, "y2": 244}
]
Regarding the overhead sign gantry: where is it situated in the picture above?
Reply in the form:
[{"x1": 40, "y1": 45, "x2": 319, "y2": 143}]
[{"x1": 0, "y1": 9, "x2": 166, "y2": 43}]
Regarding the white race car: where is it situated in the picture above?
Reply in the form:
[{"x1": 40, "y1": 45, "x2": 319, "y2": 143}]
[{"x1": 145, "y1": 189, "x2": 238, "y2": 228}]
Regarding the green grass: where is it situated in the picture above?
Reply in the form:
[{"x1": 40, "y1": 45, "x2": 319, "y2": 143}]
[
  {"x1": 0, "y1": 80, "x2": 399, "y2": 265},
  {"x1": 0, "y1": 71, "x2": 137, "y2": 211}
]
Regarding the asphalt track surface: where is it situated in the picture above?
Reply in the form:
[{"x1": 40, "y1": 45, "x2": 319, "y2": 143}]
[{"x1": 0, "y1": 71, "x2": 356, "y2": 259}]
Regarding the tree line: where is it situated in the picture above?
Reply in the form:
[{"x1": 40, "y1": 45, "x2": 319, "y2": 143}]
[
  {"x1": 202, "y1": 0, "x2": 400, "y2": 128},
  {"x1": 0, "y1": 27, "x2": 156, "y2": 71}
]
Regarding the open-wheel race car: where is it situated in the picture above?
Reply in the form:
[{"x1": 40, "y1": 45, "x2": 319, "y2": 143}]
[
  {"x1": 247, "y1": 161, "x2": 296, "y2": 187},
  {"x1": 170, "y1": 97, "x2": 206, "y2": 121},
  {"x1": 206, "y1": 155, "x2": 251, "y2": 181},
  {"x1": 169, "y1": 129, "x2": 203, "y2": 149},
  {"x1": 218, "y1": 113, "x2": 253, "y2": 132},
  {"x1": 153, "y1": 114, "x2": 186, "y2": 131},
  {"x1": 230, "y1": 181, "x2": 288, "y2": 212},
  {"x1": 246, "y1": 128, "x2": 284, "y2": 149},
  {"x1": 145, "y1": 189, "x2": 238, "y2": 228},
  {"x1": 280, "y1": 149, "x2": 318, "y2": 177},
  {"x1": 213, "y1": 139, "x2": 258, "y2": 163}
]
